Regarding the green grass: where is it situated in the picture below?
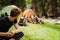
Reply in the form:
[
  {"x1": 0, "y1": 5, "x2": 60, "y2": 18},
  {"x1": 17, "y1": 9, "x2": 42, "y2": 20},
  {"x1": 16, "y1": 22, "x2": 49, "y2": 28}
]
[
  {"x1": 0, "y1": 8, "x2": 60, "y2": 40},
  {"x1": 10, "y1": 22, "x2": 60, "y2": 40}
]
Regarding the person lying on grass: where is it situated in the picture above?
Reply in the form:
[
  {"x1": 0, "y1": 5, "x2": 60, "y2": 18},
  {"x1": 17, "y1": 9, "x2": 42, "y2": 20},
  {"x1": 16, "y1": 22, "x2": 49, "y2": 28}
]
[
  {"x1": 23, "y1": 9, "x2": 44, "y2": 24},
  {"x1": 0, "y1": 8, "x2": 24, "y2": 40}
]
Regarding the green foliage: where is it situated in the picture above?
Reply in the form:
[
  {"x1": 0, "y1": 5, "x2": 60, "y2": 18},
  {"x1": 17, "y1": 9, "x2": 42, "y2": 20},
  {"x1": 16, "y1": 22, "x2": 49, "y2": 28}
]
[
  {"x1": 25, "y1": 0, "x2": 32, "y2": 5},
  {"x1": 0, "y1": 0, "x2": 60, "y2": 17},
  {"x1": 0, "y1": 0, "x2": 26, "y2": 11}
]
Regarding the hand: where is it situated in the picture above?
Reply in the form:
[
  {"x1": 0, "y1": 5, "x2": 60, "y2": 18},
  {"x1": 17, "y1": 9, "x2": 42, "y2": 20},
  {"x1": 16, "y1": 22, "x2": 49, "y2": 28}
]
[
  {"x1": 5, "y1": 32, "x2": 15, "y2": 37},
  {"x1": 5, "y1": 32, "x2": 12, "y2": 37},
  {"x1": 9, "y1": 30, "x2": 15, "y2": 34},
  {"x1": 8, "y1": 30, "x2": 15, "y2": 36}
]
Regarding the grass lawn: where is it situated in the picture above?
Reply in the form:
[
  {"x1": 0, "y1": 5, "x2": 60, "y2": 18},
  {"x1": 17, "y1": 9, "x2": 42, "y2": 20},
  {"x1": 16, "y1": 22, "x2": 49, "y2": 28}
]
[
  {"x1": 10, "y1": 21, "x2": 60, "y2": 40},
  {"x1": 0, "y1": 9, "x2": 60, "y2": 40}
]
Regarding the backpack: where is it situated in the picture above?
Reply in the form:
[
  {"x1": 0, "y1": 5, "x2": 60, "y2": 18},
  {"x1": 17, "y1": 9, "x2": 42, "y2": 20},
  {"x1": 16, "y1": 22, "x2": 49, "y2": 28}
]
[{"x1": 18, "y1": 16, "x2": 27, "y2": 26}]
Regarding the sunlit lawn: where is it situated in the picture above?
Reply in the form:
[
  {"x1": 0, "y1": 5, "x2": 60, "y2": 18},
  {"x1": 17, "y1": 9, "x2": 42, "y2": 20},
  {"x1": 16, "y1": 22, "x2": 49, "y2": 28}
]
[
  {"x1": 0, "y1": 8, "x2": 60, "y2": 40},
  {"x1": 10, "y1": 21, "x2": 60, "y2": 40}
]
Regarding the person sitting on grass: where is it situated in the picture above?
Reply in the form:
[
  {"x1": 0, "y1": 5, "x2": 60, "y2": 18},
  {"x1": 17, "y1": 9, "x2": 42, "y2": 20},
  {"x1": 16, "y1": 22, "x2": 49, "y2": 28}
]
[{"x1": 0, "y1": 8, "x2": 24, "y2": 40}]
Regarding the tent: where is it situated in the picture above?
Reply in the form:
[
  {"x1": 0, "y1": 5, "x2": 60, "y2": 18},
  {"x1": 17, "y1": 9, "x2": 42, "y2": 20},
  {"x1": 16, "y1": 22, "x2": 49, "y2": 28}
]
[{"x1": 1, "y1": 5, "x2": 19, "y2": 15}]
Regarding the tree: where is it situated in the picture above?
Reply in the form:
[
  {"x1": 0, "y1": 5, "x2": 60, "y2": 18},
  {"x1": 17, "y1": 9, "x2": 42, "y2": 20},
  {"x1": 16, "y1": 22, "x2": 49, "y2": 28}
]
[
  {"x1": 0, "y1": 0, "x2": 26, "y2": 11},
  {"x1": 30, "y1": 0, "x2": 48, "y2": 18},
  {"x1": 51, "y1": 0, "x2": 58, "y2": 18},
  {"x1": 10, "y1": 0, "x2": 26, "y2": 11}
]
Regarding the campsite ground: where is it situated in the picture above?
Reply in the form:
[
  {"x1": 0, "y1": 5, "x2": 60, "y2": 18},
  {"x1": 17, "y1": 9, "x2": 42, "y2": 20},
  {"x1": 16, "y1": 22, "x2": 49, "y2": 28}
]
[
  {"x1": 0, "y1": 9, "x2": 60, "y2": 40},
  {"x1": 10, "y1": 19, "x2": 60, "y2": 40}
]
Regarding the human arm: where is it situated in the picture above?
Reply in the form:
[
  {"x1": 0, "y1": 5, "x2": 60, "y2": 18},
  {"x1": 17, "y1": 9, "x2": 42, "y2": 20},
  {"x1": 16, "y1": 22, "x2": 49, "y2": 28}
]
[
  {"x1": 14, "y1": 23, "x2": 21, "y2": 33},
  {"x1": 0, "y1": 32, "x2": 8, "y2": 37},
  {"x1": 0, "y1": 32, "x2": 14, "y2": 37},
  {"x1": 9, "y1": 23, "x2": 21, "y2": 34}
]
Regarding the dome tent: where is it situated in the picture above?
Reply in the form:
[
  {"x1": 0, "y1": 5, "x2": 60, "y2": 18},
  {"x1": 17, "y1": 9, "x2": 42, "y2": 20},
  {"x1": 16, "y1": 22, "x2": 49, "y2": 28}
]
[{"x1": 1, "y1": 5, "x2": 19, "y2": 15}]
